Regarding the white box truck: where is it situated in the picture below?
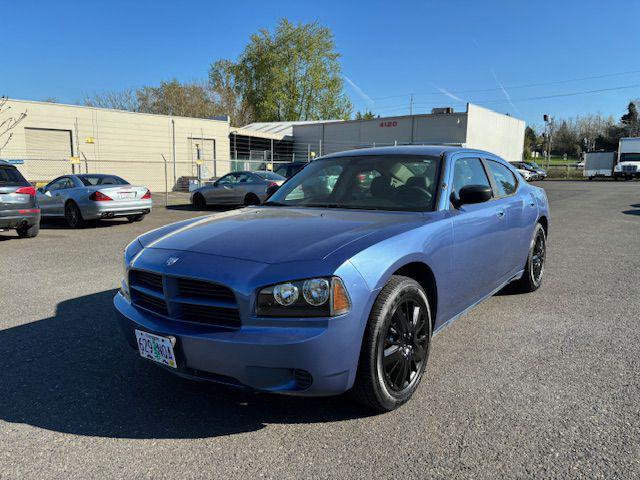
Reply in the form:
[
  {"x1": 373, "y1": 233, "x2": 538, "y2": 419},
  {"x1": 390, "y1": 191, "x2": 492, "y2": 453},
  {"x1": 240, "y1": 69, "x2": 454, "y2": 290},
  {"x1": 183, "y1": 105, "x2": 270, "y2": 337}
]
[
  {"x1": 584, "y1": 151, "x2": 617, "y2": 180},
  {"x1": 613, "y1": 137, "x2": 640, "y2": 180}
]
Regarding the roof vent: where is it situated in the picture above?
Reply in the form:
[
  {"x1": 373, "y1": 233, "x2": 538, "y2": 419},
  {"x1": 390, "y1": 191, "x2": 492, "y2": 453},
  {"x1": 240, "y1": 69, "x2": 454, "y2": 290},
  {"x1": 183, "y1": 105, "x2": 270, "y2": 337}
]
[{"x1": 431, "y1": 107, "x2": 454, "y2": 114}]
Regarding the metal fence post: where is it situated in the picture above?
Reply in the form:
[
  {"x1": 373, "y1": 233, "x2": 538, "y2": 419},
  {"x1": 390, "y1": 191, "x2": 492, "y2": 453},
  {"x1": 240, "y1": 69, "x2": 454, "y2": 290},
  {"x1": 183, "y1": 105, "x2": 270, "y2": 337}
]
[
  {"x1": 307, "y1": 144, "x2": 311, "y2": 161},
  {"x1": 161, "y1": 154, "x2": 169, "y2": 207}
]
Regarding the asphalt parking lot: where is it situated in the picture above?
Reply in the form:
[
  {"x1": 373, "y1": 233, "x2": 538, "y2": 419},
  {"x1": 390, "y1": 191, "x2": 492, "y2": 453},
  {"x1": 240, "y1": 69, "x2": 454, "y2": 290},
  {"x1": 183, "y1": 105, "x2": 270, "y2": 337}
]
[{"x1": 1, "y1": 181, "x2": 639, "y2": 479}]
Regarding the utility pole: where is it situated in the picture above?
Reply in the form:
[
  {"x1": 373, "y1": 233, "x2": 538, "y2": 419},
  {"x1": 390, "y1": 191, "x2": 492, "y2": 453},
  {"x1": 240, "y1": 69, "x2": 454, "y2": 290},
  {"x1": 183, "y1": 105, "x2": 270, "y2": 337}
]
[
  {"x1": 409, "y1": 94, "x2": 414, "y2": 116},
  {"x1": 543, "y1": 114, "x2": 552, "y2": 169}
]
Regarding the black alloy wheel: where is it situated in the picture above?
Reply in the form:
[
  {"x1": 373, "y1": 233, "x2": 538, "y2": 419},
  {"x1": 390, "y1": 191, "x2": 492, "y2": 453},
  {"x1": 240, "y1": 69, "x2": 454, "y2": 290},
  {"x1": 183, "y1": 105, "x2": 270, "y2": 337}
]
[
  {"x1": 512, "y1": 222, "x2": 546, "y2": 293},
  {"x1": 351, "y1": 275, "x2": 432, "y2": 412},
  {"x1": 380, "y1": 297, "x2": 430, "y2": 393},
  {"x1": 65, "y1": 202, "x2": 84, "y2": 228}
]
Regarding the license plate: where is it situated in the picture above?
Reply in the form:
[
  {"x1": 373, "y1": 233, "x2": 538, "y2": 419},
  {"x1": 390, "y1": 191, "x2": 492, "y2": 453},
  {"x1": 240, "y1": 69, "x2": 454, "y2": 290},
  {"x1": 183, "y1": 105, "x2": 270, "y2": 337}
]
[
  {"x1": 135, "y1": 330, "x2": 177, "y2": 368},
  {"x1": 119, "y1": 192, "x2": 135, "y2": 199}
]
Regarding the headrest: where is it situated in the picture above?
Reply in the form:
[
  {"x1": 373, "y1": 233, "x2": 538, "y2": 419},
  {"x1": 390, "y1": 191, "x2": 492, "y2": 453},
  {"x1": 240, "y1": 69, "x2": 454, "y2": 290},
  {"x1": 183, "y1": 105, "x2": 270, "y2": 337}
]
[{"x1": 370, "y1": 176, "x2": 394, "y2": 198}]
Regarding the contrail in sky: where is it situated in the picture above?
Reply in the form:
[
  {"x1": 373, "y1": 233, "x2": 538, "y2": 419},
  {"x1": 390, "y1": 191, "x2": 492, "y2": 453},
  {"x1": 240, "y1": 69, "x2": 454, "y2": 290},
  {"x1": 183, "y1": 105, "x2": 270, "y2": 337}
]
[
  {"x1": 343, "y1": 75, "x2": 374, "y2": 105},
  {"x1": 436, "y1": 87, "x2": 465, "y2": 103},
  {"x1": 492, "y1": 69, "x2": 522, "y2": 116}
]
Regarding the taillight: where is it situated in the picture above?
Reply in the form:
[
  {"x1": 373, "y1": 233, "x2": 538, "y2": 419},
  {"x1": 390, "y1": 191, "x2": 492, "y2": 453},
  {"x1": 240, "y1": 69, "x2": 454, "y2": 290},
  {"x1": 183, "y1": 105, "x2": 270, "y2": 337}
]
[
  {"x1": 89, "y1": 191, "x2": 113, "y2": 201},
  {"x1": 142, "y1": 189, "x2": 151, "y2": 199},
  {"x1": 15, "y1": 186, "x2": 36, "y2": 196},
  {"x1": 267, "y1": 182, "x2": 279, "y2": 188}
]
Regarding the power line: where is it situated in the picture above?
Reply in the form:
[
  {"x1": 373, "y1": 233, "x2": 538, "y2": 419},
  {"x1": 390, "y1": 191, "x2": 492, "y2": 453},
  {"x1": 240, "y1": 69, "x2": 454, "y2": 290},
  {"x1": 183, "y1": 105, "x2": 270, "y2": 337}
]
[{"x1": 368, "y1": 68, "x2": 640, "y2": 102}]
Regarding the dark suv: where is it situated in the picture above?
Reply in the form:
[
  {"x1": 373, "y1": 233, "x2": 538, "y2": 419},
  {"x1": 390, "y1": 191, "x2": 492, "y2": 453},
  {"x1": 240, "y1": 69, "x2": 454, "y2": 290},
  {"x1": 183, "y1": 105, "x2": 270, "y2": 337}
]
[{"x1": 0, "y1": 160, "x2": 40, "y2": 238}]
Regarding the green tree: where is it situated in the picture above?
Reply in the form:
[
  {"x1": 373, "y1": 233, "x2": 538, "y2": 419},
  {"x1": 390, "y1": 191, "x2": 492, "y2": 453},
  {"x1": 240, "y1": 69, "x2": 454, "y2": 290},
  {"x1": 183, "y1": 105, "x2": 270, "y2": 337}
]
[
  {"x1": 214, "y1": 18, "x2": 352, "y2": 122},
  {"x1": 523, "y1": 126, "x2": 538, "y2": 159},
  {"x1": 136, "y1": 79, "x2": 217, "y2": 118},
  {"x1": 355, "y1": 110, "x2": 376, "y2": 120},
  {"x1": 208, "y1": 59, "x2": 254, "y2": 126},
  {"x1": 621, "y1": 101, "x2": 639, "y2": 136}
]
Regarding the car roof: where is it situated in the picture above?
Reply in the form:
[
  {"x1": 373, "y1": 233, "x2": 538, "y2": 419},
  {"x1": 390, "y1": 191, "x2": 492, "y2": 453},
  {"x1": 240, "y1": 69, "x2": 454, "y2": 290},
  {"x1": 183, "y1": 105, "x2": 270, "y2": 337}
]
[{"x1": 317, "y1": 145, "x2": 497, "y2": 160}]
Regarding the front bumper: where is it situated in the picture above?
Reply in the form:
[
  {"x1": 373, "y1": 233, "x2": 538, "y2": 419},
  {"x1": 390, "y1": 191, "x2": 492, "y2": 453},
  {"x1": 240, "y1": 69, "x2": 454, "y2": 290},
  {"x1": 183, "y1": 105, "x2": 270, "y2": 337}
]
[
  {"x1": 82, "y1": 199, "x2": 153, "y2": 220},
  {"x1": 0, "y1": 208, "x2": 40, "y2": 230},
  {"x1": 114, "y1": 291, "x2": 363, "y2": 396}
]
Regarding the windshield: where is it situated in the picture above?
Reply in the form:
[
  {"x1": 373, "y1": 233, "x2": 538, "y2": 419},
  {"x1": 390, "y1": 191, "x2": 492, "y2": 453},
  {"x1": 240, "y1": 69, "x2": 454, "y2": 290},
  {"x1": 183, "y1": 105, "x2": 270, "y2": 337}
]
[
  {"x1": 78, "y1": 175, "x2": 129, "y2": 186},
  {"x1": 620, "y1": 153, "x2": 640, "y2": 162},
  {"x1": 266, "y1": 155, "x2": 440, "y2": 211},
  {"x1": 525, "y1": 161, "x2": 541, "y2": 169}
]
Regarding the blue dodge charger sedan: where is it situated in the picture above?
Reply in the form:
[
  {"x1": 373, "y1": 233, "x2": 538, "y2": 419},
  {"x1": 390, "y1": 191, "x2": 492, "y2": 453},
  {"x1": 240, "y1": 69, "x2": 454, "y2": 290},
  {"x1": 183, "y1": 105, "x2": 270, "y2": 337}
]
[{"x1": 114, "y1": 146, "x2": 549, "y2": 411}]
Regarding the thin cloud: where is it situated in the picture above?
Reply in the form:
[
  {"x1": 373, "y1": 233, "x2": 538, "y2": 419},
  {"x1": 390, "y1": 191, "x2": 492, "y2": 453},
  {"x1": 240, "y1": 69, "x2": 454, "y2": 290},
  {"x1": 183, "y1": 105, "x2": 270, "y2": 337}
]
[
  {"x1": 436, "y1": 87, "x2": 465, "y2": 103},
  {"x1": 491, "y1": 69, "x2": 522, "y2": 116},
  {"x1": 343, "y1": 75, "x2": 374, "y2": 105}
]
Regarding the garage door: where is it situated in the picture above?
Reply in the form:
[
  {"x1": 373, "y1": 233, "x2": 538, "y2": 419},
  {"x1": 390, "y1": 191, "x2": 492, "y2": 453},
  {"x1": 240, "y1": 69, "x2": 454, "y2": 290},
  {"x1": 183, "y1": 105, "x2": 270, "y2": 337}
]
[{"x1": 25, "y1": 128, "x2": 73, "y2": 160}]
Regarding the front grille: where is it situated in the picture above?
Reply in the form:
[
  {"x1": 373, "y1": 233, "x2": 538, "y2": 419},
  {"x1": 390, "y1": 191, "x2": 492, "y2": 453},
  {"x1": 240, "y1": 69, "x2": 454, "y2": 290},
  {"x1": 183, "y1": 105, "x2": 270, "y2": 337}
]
[
  {"x1": 130, "y1": 270, "x2": 163, "y2": 292},
  {"x1": 128, "y1": 269, "x2": 240, "y2": 329},
  {"x1": 176, "y1": 277, "x2": 236, "y2": 302},
  {"x1": 133, "y1": 290, "x2": 168, "y2": 316},
  {"x1": 180, "y1": 303, "x2": 241, "y2": 328}
]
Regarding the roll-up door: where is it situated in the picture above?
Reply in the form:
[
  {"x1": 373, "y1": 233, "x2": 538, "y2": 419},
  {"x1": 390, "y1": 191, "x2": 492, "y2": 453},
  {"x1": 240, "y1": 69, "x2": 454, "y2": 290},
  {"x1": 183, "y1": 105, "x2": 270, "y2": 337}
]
[{"x1": 25, "y1": 128, "x2": 73, "y2": 160}]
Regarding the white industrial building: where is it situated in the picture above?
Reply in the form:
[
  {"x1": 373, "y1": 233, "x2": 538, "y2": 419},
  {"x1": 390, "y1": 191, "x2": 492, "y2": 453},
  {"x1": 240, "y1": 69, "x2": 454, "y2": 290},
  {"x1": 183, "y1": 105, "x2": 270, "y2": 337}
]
[
  {"x1": 0, "y1": 99, "x2": 524, "y2": 190},
  {"x1": 291, "y1": 103, "x2": 525, "y2": 163}
]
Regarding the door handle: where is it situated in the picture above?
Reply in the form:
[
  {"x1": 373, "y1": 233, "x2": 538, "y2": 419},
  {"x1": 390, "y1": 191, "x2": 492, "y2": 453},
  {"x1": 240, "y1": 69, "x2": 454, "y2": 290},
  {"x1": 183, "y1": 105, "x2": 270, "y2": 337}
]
[{"x1": 496, "y1": 209, "x2": 505, "y2": 218}]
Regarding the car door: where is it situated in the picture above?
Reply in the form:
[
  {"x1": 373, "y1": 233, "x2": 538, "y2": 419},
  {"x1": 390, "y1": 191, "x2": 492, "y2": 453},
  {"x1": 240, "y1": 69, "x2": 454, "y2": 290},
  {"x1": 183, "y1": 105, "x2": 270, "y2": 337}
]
[
  {"x1": 484, "y1": 159, "x2": 529, "y2": 276},
  {"x1": 204, "y1": 173, "x2": 237, "y2": 204},
  {"x1": 38, "y1": 177, "x2": 69, "y2": 216},
  {"x1": 448, "y1": 156, "x2": 509, "y2": 313},
  {"x1": 232, "y1": 172, "x2": 253, "y2": 203}
]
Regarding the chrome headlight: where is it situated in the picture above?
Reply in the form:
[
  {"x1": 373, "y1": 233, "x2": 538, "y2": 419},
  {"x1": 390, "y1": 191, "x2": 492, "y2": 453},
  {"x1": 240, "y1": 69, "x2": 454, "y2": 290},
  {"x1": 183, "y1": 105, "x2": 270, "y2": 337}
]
[{"x1": 257, "y1": 277, "x2": 350, "y2": 317}]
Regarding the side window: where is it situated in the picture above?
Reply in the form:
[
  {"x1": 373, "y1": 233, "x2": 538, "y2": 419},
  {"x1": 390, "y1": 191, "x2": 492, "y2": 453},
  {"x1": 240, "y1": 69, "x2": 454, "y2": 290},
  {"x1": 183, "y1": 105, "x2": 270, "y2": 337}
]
[
  {"x1": 46, "y1": 178, "x2": 66, "y2": 191},
  {"x1": 486, "y1": 160, "x2": 518, "y2": 197},
  {"x1": 451, "y1": 157, "x2": 492, "y2": 201},
  {"x1": 217, "y1": 174, "x2": 234, "y2": 185}
]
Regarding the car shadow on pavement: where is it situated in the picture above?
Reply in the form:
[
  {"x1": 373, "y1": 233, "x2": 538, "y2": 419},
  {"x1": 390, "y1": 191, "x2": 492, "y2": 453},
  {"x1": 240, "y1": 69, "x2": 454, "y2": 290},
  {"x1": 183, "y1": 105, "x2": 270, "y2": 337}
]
[
  {"x1": 622, "y1": 204, "x2": 640, "y2": 216},
  {"x1": 0, "y1": 289, "x2": 372, "y2": 439},
  {"x1": 39, "y1": 218, "x2": 132, "y2": 230}
]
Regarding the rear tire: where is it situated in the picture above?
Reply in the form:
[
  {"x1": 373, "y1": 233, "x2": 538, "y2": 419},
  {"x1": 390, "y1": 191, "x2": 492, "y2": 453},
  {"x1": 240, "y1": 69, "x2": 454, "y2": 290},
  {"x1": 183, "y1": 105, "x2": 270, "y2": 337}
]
[
  {"x1": 127, "y1": 214, "x2": 145, "y2": 223},
  {"x1": 192, "y1": 193, "x2": 206, "y2": 209},
  {"x1": 244, "y1": 193, "x2": 260, "y2": 206},
  {"x1": 64, "y1": 201, "x2": 84, "y2": 228},
  {"x1": 351, "y1": 275, "x2": 432, "y2": 412},
  {"x1": 512, "y1": 223, "x2": 546, "y2": 293},
  {"x1": 17, "y1": 222, "x2": 39, "y2": 238}
]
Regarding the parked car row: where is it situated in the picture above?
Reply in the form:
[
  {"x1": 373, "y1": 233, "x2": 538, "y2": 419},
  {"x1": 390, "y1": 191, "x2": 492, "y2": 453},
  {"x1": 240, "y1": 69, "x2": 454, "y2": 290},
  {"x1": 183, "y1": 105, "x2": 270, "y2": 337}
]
[
  {"x1": 511, "y1": 161, "x2": 547, "y2": 181},
  {"x1": 0, "y1": 160, "x2": 152, "y2": 238}
]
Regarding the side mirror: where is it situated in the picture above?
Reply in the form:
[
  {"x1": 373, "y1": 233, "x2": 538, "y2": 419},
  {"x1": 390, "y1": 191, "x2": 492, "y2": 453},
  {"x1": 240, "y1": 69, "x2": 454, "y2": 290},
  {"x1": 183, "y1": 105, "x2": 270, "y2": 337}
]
[
  {"x1": 212, "y1": 180, "x2": 219, "y2": 187},
  {"x1": 266, "y1": 184, "x2": 280, "y2": 197},
  {"x1": 37, "y1": 187, "x2": 44, "y2": 194},
  {"x1": 457, "y1": 185, "x2": 492, "y2": 206}
]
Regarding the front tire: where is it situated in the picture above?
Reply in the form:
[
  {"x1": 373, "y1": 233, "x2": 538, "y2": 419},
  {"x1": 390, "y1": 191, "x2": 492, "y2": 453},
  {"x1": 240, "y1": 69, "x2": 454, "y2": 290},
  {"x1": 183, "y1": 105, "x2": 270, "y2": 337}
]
[
  {"x1": 512, "y1": 223, "x2": 546, "y2": 293},
  {"x1": 64, "y1": 201, "x2": 84, "y2": 228},
  {"x1": 351, "y1": 275, "x2": 432, "y2": 412}
]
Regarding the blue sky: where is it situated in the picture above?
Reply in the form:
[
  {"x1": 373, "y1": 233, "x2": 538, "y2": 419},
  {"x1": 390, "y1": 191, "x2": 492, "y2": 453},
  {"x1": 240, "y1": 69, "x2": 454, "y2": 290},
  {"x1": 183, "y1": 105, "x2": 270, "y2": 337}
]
[{"x1": 2, "y1": 0, "x2": 639, "y2": 128}]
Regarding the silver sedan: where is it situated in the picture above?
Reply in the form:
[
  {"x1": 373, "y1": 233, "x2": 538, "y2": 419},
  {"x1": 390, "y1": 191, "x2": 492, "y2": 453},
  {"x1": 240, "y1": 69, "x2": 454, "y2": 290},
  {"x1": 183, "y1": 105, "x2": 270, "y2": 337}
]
[
  {"x1": 37, "y1": 174, "x2": 152, "y2": 228},
  {"x1": 190, "y1": 171, "x2": 285, "y2": 207}
]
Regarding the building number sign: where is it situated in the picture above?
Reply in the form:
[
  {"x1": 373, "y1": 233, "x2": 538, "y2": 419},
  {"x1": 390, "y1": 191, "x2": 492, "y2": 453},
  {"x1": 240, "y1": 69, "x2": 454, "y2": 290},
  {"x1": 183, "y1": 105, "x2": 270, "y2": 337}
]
[{"x1": 379, "y1": 121, "x2": 398, "y2": 128}]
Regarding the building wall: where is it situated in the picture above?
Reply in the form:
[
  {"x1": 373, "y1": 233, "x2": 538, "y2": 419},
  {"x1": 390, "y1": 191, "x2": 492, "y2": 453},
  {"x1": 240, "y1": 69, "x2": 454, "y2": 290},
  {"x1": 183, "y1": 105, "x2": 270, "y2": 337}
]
[
  {"x1": 292, "y1": 104, "x2": 523, "y2": 162},
  {"x1": 464, "y1": 103, "x2": 525, "y2": 162},
  {"x1": 0, "y1": 99, "x2": 231, "y2": 191}
]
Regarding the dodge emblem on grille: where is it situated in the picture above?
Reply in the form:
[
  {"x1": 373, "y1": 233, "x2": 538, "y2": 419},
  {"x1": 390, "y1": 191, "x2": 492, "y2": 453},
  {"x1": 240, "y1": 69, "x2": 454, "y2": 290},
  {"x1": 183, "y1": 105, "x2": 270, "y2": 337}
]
[{"x1": 165, "y1": 256, "x2": 180, "y2": 266}]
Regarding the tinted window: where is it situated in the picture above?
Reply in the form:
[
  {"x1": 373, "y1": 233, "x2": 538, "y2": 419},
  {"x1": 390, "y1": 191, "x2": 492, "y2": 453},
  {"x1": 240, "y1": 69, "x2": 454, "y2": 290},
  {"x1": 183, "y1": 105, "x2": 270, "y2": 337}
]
[
  {"x1": 46, "y1": 178, "x2": 68, "y2": 191},
  {"x1": 451, "y1": 157, "x2": 491, "y2": 200},
  {"x1": 78, "y1": 175, "x2": 128, "y2": 186},
  {"x1": 0, "y1": 166, "x2": 28, "y2": 186},
  {"x1": 486, "y1": 160, "x2": 517, "y2": 197}
]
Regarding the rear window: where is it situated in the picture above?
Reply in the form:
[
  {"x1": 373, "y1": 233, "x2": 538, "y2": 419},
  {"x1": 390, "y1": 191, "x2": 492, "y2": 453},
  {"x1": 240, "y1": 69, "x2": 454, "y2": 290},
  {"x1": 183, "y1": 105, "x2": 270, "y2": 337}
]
[
  {"x1": 0, "y1": 165, "x2": 29, "y2": 186},
  {"x1": 78, "y1": 175, "x2": 129, "y2": 186}
]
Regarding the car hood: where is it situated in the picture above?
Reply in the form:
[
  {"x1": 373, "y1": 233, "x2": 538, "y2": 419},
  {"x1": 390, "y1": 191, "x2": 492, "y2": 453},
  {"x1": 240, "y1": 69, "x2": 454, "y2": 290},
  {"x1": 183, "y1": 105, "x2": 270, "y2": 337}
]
[{"x1": 139, "y1": 207, "x2": 425, "y2": 264}]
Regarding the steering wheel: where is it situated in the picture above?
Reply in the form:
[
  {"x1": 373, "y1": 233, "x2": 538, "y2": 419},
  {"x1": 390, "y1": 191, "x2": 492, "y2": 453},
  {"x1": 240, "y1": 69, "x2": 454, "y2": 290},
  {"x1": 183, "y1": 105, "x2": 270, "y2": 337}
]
[{"x1": 394, "y1": 185, "x2": 432, "y2": 207}]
